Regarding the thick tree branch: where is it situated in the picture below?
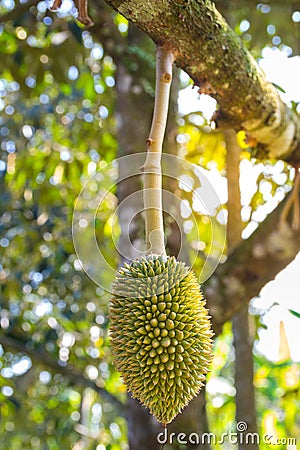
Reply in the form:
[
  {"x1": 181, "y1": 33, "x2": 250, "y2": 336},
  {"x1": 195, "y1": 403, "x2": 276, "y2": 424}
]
[
  {"x1": 103, "y1": 0, "x2": 300, "y2": 164},
  {"x1": 206, "y1": 189, "x2": 300, "y2": 336},
  {"x1": 0, "y1": 333, "x2": 126, "y2": 414},
  {"x1": 2, "y1": 0, "x2": 299, "y2": 161}
]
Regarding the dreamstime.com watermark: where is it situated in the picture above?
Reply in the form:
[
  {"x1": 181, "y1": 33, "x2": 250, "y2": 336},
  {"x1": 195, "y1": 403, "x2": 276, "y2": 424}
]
[{"x1": 157, "y1": 421, "x2": 297, "y2": 447}]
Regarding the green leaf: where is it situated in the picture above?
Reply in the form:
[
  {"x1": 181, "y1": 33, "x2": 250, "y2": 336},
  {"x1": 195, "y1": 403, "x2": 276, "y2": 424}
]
[
  {"x1": 288, "y1": 309, "x2": 300, "y2": 319},
  {"x1": 271, "y1": 82, "x2": 286, "y2": 94}
]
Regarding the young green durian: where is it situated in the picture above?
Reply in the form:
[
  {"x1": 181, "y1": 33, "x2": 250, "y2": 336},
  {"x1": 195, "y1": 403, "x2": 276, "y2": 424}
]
[{"x1": 109, "y1": 254, "x2": 213, "y2": 424}]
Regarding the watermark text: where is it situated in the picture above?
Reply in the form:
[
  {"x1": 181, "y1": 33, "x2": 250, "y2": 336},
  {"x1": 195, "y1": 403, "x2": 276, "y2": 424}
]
[{"x1": 157, "y1": 422, "x2": 296, "y2": 447}]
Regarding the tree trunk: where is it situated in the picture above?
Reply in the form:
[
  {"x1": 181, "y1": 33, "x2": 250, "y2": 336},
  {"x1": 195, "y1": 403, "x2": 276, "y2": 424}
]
[
  {"x1": 125, "y1": 395, "x2": 163, "y2": 450},
  {"x1": 168, "y1": 389, "x2": 211, "y2": 450},
  {"x1": 232, "y1": 307, "x2": 258, "y2": 450},
  {"x1": 225, "y1": 129, "x2": 258, "y2": 450},
  {"x1": 104, "y1": 0, "x2": 300, "y2": 163}
]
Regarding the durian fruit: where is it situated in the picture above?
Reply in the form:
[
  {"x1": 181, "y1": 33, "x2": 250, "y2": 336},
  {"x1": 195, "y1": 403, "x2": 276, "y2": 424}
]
[{"x1": 109, "y1": 254, "x2": 213, "y2": 424}]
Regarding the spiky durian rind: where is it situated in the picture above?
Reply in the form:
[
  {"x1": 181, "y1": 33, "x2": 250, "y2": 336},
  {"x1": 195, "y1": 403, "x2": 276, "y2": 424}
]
[{"x1": 109, "y1": 255, "x2": 213, "y2": 424}]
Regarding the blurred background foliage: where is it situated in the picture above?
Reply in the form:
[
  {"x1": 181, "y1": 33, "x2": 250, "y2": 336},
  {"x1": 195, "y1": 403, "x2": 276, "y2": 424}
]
[{"x1": 0, "y1": 0, "x2": 299, "y2": 449}]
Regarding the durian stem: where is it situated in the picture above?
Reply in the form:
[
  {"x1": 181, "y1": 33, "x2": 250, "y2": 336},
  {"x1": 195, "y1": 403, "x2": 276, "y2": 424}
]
[{"x1": 142, "y1": 46, "x2": 174, "y2": 255}]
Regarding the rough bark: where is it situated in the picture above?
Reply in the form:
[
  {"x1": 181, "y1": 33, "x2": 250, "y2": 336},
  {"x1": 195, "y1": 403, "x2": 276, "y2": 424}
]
[
  {"x1": 225, "y1": 129, "x2": 258, "y2": 450},
  {"x1": 205, "y1": 187, "x2": 300, "y2": 336},
  {"x1": 103, "y1": 0, "x2": 300, "y2": 164}
]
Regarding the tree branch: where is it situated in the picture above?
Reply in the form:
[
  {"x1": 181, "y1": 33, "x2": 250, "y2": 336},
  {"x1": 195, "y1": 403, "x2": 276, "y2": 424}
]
[
  {"x1": 0, "y1": 333, "x2": 126, "y2": 414},
  {"x1": 103, "y1": 0, "x2": 300, "y2": 164},
  {"x1": 215, "y1": 0, "x2": 297, "y2": 5},
  {"x1": 206, "y1": 189, "x2": 300, "y2": 336}
]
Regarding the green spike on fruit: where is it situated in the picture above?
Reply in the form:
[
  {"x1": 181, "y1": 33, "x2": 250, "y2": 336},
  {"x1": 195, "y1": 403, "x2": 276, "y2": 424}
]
[{"x1": 109, "y1": 255, "x2": 213, "y2": 424}]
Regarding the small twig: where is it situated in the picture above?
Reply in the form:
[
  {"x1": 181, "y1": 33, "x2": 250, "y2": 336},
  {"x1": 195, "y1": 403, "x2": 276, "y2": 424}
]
[
  {"x1": 50, "y1": 0, "x2": 94, "y2": 27},
  {"x1": 142, "y1": 46, "x2": 174, "y2": 255}
]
